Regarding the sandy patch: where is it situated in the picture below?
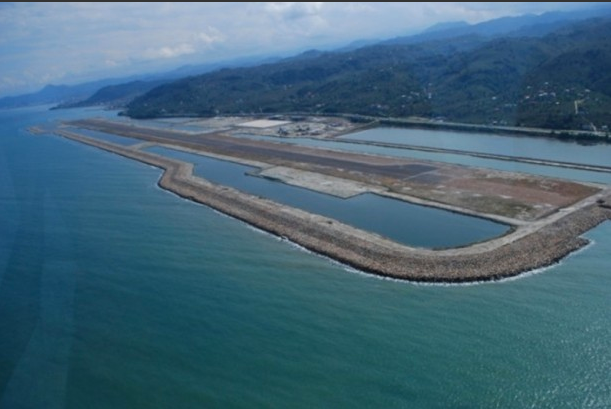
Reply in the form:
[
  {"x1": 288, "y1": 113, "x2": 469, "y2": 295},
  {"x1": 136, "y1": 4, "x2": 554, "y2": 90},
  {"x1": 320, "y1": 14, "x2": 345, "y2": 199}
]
[{"x1": 238, "y1": 119, "x2": 291, "y2": 128}]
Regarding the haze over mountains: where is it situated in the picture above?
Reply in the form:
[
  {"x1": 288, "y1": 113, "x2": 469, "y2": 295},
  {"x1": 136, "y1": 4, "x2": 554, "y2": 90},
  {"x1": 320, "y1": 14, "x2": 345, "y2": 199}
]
[
  {"x1": 3, "y1": 6, "x2": 611, "y2": 132},
  {"x1": 0, "y1": 55, "x2": 275, "y2": 110}
]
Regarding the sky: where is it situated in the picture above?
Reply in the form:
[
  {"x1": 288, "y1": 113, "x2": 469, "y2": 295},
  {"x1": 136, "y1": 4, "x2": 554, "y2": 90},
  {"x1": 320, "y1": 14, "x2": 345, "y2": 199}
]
[{"x1": 0, "y1": 2, "x2": 604, "y2": 98}]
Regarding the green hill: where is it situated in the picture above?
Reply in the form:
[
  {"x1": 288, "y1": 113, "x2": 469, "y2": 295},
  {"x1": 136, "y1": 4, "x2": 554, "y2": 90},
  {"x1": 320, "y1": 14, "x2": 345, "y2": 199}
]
[{"x1": 125, "y1": 17, "x2": 611, "y2": 132}]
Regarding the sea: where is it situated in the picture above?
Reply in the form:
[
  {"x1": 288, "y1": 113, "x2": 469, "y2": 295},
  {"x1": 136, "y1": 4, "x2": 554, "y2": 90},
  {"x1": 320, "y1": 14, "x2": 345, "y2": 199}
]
[{"x1": 0, "y1": 105, "x2": 609, "y2": 408}]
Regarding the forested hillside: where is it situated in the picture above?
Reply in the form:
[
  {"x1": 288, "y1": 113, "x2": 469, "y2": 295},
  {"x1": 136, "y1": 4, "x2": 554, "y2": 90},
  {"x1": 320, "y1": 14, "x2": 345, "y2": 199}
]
[{"x1": 125, "y1": 17, "x2": 611, "y2": 132}]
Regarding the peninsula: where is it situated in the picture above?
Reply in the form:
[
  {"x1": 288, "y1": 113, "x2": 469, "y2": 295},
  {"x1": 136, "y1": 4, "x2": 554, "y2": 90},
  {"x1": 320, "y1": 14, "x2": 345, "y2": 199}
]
[{"x1": 39, "y1": 117, "x2": 611, "y2": 283}]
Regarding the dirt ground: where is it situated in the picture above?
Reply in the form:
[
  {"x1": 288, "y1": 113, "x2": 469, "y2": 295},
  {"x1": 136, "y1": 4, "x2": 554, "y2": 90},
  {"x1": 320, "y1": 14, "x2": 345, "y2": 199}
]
[{"x1": 66, "y1": 117, "x2": 601, "y2": 221}]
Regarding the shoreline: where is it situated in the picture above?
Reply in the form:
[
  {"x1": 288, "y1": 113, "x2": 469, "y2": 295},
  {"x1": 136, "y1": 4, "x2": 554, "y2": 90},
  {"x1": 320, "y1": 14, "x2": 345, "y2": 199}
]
[
  {"x1": 120, "y1": 111, "x2": 611, "y2": 142},
  {"x1": 45, "y1": 128, "x2": 611, "y2": 283}
]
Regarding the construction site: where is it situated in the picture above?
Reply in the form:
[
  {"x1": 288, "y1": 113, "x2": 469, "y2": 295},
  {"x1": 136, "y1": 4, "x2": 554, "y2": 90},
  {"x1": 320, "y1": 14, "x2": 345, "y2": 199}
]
[{"x1": 36, "y1": 116, "x2": 611, "y2": 282}]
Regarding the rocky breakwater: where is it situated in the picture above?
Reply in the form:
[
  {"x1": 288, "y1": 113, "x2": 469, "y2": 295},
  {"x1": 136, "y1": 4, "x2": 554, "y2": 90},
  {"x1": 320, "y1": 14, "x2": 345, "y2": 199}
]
[{"x1": 52, "y1": 130, "x2": 611, "y2": 283}]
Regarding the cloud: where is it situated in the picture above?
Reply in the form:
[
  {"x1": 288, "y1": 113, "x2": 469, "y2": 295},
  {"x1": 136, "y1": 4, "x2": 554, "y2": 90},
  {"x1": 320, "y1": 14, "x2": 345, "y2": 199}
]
[
  {"x1": 265, "y1": 2, "x2": 324, "y2": 20},
  {"x1": 260, "y1": 2, "x2": 328, "y2": 41},
  {"x1": 143, "y1": 44, "x2": 196, "y2": 60},
  {"x1": 0, "y1": 2, "x2": 604, "y2": 97},
  {"x1": 195, "y1": 27, "x2": 225, "y2": 46},
  {"x1": 140, "y1": 27, "x2": 225, "y2": 61}
]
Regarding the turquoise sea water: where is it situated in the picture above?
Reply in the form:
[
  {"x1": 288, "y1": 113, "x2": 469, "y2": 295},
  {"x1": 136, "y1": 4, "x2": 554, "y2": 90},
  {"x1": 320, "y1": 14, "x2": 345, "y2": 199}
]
[{"x1": 1, "y1": 106, "x2": 610, "y2": 408}]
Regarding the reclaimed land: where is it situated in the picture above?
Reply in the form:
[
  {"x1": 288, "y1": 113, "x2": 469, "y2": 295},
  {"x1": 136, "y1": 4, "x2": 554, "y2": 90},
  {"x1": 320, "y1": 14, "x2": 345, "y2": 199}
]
[
  {"x1": 45, "y1": 125, "x2": 611, "y2": 283},
  {"x1": 62, "y1": 118, "x2": 602, "y2": 222}
]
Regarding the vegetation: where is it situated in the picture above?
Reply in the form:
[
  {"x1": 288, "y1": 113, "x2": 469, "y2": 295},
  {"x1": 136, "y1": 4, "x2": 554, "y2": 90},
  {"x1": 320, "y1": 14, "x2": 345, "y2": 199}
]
[
  {"x1": 124, "y1": 17, "x2": 611, "y2": 133},
  {"x1": 55, "y1": 80, "x2": 170, "y2": 109}
]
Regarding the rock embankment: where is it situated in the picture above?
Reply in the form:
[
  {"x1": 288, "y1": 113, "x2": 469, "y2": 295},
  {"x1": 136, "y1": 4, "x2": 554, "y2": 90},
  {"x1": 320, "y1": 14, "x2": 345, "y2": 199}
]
[{"x1": 53, "y1": 130, "x2": 611, "y2": 283}]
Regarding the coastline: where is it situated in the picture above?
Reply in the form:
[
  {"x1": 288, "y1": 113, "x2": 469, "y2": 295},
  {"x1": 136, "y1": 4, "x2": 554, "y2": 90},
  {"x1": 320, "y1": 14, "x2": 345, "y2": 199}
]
[
  {"x1": 343, "y1": 114, "x2": 611, "y2": 142},
  {"x1": 45, "y1": 128, "x2": 611, "y2": 283},
  {"x1": 118, "y1": 111, "x2": 611, "y2": 142}
]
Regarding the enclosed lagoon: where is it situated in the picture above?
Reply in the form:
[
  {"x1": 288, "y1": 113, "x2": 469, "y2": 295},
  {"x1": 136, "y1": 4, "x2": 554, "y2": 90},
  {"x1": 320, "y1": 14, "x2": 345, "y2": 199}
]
[
  {"x1": 146, "y1": 146, "x2": 510, "y2": 249},
  {"x1": 341, "y1": 127, "x2": 611, "y2": 167}
]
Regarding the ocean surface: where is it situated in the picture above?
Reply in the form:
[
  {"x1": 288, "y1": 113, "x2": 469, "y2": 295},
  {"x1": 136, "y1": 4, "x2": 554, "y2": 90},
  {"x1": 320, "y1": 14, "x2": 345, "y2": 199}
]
[{"x1": 0, "y1": 106, "x2": 610, "y2": 408}]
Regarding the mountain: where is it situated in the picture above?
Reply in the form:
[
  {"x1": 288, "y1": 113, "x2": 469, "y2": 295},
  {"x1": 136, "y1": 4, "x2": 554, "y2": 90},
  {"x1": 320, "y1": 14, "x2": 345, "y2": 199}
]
[
  {"x1": 0, "y1": 54, "x2": 283, "y2": 110},
  {"x1": 161, "y1": 54, "x2": 284, "y2": 81},
  {"x1": 8, "y1": 5, "x2": 611, "y2": 128},
  {"x1": 515, "y1": 20, "x2": 611, "y2": 130},
  {"x1": 124, "y1": 44, "x2": 433, "y2": 118},
  {"x1": 0, "y1": 79, "x2": 128, "y2": 109},
  {"x1": 421, "y1": 21, "x2": 470, "y2": 34},
  {"x1": 387, "y1": 5, "x2": 611, "y2": 45},
  {"x1": 53, "y1": 79, "x2": 171, "y2": 109},
  {"x1": 124, "y1": 16, "x2": 611, "y2": 132}
]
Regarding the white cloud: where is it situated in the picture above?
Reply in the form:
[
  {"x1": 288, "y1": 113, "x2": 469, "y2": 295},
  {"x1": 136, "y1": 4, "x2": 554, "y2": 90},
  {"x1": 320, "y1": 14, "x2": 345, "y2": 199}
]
[
  {"x1": 264, "y1": 2, "x2": 324, "y2": 20},
  {"x1": 195, "y1": 27, "x2": 225, "y2": 46},
  {"x1": 143, "y1": 43, "x2": 196, "y2": 60},
  {"x1": 0, "y1": 2, "x2": 604, "y2": 97}
]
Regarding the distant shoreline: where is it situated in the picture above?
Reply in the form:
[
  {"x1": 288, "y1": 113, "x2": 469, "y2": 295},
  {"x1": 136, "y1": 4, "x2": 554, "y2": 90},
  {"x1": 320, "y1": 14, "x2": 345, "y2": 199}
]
[
  {"x1": 336, "y1": 113, "x2": 610, "y2": 142},
  {"x1": 119, "y1": 110, "x2": 611, "y2": 143}
]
